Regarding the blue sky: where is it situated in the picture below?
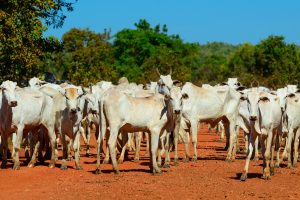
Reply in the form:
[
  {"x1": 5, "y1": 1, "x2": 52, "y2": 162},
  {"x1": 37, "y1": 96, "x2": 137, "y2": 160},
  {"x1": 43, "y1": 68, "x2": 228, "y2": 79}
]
[{"x1": 44, "y1": 0, "x2": 300, "y2": 45}]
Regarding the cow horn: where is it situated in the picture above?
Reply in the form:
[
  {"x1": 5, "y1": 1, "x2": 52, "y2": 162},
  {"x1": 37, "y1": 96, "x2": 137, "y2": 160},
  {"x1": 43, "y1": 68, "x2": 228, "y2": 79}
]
[
  {"x1": 169, "y1": 68, "x2": 172, "y2": 75},
  {"x1": 156, "y1": 68, "x2": 161, "y2": 76}
]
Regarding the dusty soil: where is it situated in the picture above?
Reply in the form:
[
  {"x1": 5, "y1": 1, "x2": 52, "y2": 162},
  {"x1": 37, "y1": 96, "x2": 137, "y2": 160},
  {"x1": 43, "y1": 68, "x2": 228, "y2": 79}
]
[{"x1": 1, "y1": 125, "x2": 300, "y2": 200}]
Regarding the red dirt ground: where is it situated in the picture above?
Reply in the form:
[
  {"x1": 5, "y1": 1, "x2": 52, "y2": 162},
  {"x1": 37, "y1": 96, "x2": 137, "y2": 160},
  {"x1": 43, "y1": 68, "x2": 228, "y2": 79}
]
[{"x1": 1, "y1": 125, "x2": 300, "y2": 200}]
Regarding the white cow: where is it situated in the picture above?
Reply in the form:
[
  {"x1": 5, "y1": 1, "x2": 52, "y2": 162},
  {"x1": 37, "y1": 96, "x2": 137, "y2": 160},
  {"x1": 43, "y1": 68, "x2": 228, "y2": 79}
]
[
  {"x1": 52, "y1": 86, "x2": 85, "y2": 170},
  {"x1": 0, "y1": 81, "x2": 57, "y2": 169},
  {"x1": 95, "y1": 86, "x2": 181, "y2": 174},
  {"x1": 240, "y1": 91, "x2": 282, "y2": 181},
  {"x1": 282, "y1": 93, "x2": 300, "y2": 168},
  {"x1": 180, "y1": 82, "x2": 241, "y2": 162}
]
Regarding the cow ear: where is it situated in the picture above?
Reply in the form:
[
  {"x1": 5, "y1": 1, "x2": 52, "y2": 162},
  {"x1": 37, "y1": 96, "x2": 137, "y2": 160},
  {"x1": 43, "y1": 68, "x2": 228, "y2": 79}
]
[
  {"x1": 173, "y1": 80, "x2": 182, "y2": 87},
  {"x1": 182, "y1": 93, "x2": 189, "y2": 99},
  {"x1": 164, "y1": 94, "x2": 170, "y2": 101},
  {"x1": 220, "y1": 82, "x2": 228, "y2": 86},
  {"x1": 240, "y1": 96, "x2": 247, "y2": 101},
  {"x1": 287, "y1": 93, "x2": 296, "y2": 98},
  {"x1": 259, "y1": 96, "x2": 270, "y2": 102},
  {"x1": 236, "y1": 86, "x2": 246, "y2": 91}
]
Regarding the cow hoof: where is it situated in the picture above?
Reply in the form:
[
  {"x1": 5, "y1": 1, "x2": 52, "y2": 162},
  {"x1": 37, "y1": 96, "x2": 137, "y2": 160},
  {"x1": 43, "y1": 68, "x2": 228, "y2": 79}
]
[
  {"x1": 287, "y1": 164, "x2": 293, "y2": 169},
  {"x1": 67, "y1": 157, "x2": 73, "y2": 161},
  {"x1": 262, "y1": 174, "x2": 271, "y2": 180},
  {"x1": 173, "y1": 161, "x2": 179, "y2": 166},
  {"x1": 163, "y1": 163, "x2": 170, "y2": 168},
  {"x1": 76, "y1": 166, "x2": 83, "y2": 170},
  {"x1": 27, "y1": 162, "x2": 35, "y2": 168},
  {"x1": 274, "y1": 163, "x2": 280, "y2": 168},
  {"x1": 236, "y1": 148, "x2": 241, "y2": 154},
  {"x1": 133, "y1": 158, "x2": 139, "y2": 163},
  {"x1": 253, "y1": 156, "x2": 259, "y2": 161},
  {"x1": 1, "y1": 162, "x2": 7, "y2": 169},
  {"x1": 183, "y1": 157, "x2": 190, "y2": 163},
  {"x1": 60, "y1": 165, "x2": 68, "y2": 170},
  {"x1": 118, "y1": 159, "x2": 124, "y2": 164},
  {"x1": 157, "y1": 162, "x2": 162, "y2": 167},
  {"x1": 152, "y1": 169, "x2": 162, "y2": 175},
  {"x1": 49, "y1": 163, "x2": 55, "y2": 169},
  {"x1": 192, "y1": 157, "x2": 197, "y2": 162},
  {"x1": 102, "y1": 159, "x2": 109, "y2": 164},
  {"x1": 292, "y1": 163, "x2": 298, "y2": 168},
  {"x1": 240, "y1": 173, "x2": 247, "y2": 181},
  {"x1": 115, "y1": 170, "x2": 120, "y2": 175},
  {"x1": 270, "y1": 167, "x2": 275, "y2": 176},
  {"x1": 225, "y1": 158, "x2": 232, "y2": 163},
  {"x1": 218, "y1": 139, "x2": 223, "y2": 143},
  {"x1": 13, "y1": 164, "x2": 20, "y2": 170},
  {"x1": 95, "y1": 168, "x2": 102, "y2": 174}
]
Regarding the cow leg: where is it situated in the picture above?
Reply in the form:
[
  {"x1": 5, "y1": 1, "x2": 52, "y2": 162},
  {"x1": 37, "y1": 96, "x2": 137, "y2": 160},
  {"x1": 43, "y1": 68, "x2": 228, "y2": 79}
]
[
  {"x1": 157, "y1": 135, "x2": 166, "y2": 167},
  {"x1": 262, "y1": 131, "x2": 273, "y2": 180},
  {"x1": 164, "y1": 132, "x2": 171, "y2": 168},
  {"x1": 85, "y1": 123, "x2": 91, "y2": 156},
  {"x1": 95, "y1": 128, "x2": 104, "y2": 174},
  {"x1": 220, "y1": 122, "x2": 225, "y2": 139},
  {"x1": 225, "y1": 122, "x2": 236, "y2": 163},
  {"x1": 108, "y1": 128, "x2": 120, "y2": 174},
  {"x1": 253, "y1": 136, "x2": 259, "y2": 161},
  {"x1": 73, "y1": 131, "x2": 82, "y2": 170},
  {"x1": 60, "y1": 133, "x2": 68, "y2": 170},
  {"x1": 118, "y1": 133, "x2": 128, "y2": 164},
  {"x1": 183, "y1": 130, "x2": 190, "y2": 162},
  {"x1": 145, "y1": 132, "x2": 150, "y2": 156},
  {"x1": 293, "y1": 129, "x2": 300, "y2": 167},
  {"x1": 281, "y1": 139, "x2": 288, "y2": 161},
  {"x1": 149, "y1": 130, "x2": 162, "y2": 174},
  {"x1": 28, "y1": 141, "x2": 40, "y2": 168},
  {"x1": 240, "y1": 132, "x2": 257, "y2": 181},
  {"x1": 244, "y1": 131, "x2": 249, "y2": 153},
  {"x1": 270, "y1": 132, "x2": 277, "y2": 175},
  {"x1": 286, "y1": 129, "x2": 294, "y2": 168},
  {"x1": 1, "y1": 134, "x2": 8, "y2": 169},
  {"x1": 134, "y1": 132, "x2": 142, "y2": 162},
  {"x1": 13, "y1": 125, "x2": 25, "y2": 170},
  {"x1": 173, "y1": 122, "x2": 180, "y2": 165},
  {"x1": 103, "y1": 145, "x2": 110, "y2": 164},
  {"x1": 191, "y1": 120, "x2": 198, "y2": 162},
  {"x1": 47, "y1": 127, "x2": 57, "y2": 168}
]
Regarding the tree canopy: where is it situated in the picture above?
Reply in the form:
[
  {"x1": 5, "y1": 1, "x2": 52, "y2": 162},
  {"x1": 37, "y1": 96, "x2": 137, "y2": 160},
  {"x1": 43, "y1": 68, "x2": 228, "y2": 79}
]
[
  {"x1": 1, "y1": 9, "x2": 300, "y2": 88},
  {"x1": 0, "y1": 0, "x2": 76, "y2": 82}
]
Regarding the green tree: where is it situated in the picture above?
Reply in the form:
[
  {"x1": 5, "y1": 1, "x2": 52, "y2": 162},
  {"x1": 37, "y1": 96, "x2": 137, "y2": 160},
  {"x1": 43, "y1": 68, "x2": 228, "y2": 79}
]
[
  {"x1": 0, "y1": 0, "x2": 76, "y2": 82},
  {"x1": 42, "y1": 28, "x2": 117, "y2": 85},
  {"x1": 112, "y1": 19, "x2": 199, "y2": 83}
]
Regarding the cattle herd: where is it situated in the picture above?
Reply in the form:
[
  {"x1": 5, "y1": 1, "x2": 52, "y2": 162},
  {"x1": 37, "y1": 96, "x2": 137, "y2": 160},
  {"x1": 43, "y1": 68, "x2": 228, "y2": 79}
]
[{"x1": 0, "y1": 70, "x2": 299, "y2": 181}]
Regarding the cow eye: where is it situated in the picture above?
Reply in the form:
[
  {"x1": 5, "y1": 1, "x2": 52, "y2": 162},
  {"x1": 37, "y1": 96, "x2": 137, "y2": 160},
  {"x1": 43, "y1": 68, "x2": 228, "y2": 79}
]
[{"x1": 240, "y1": 96, "x2": 247, "y2": 101}]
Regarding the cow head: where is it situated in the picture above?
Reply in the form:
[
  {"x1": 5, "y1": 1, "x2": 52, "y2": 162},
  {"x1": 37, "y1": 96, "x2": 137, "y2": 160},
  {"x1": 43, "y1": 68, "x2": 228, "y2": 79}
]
[
  {"x1": 166, "y1": 85, "x2": 182, "y2": 115},
  {"x1": 0, "y1": 80, "x2": 18, "y2": 107},
  {"x1": 246, "y1": 91, "x2": 260, "y2": 121},
  {"x1": 62, "y1": 87, "x2": 85, "y2": 116},
  {"x1": 156, "y1": 68, "x2": 181, "y2": 96},
  {"x1": 85, "y1": 93, "x2": 98, "y2": 114},
  {"x1": 29, "y1": 77, "x2": 46, "y2": 89}
]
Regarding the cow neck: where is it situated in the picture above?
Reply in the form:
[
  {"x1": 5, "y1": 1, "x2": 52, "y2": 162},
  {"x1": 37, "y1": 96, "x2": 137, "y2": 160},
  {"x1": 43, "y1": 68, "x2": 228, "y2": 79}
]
[{"x1": 0, "y1": 92, "x2": 13, "y2": 119}]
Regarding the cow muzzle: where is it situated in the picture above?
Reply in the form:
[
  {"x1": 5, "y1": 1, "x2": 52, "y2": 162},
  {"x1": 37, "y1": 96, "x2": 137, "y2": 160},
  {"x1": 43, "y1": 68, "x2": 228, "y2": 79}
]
[
  {"x1": 250, "y1": 116, "x2": 257, "y2": 121},
  {"x1": 174, "y1": 110, "x2": 181, "y2": 114},
  {"x1": 70, "y1": 108, "x2": 77, "y2": 114},
  {"x1": 10, "y1": 101, "x2": 18, "y2": 107}
]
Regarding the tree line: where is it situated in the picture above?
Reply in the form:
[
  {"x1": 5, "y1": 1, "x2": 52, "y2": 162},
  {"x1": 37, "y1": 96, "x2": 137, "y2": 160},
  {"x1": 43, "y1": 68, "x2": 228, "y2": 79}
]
[{"x1": 1, "y1": 1, "x2": 300, "y2": 88}]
